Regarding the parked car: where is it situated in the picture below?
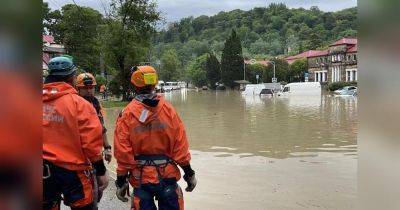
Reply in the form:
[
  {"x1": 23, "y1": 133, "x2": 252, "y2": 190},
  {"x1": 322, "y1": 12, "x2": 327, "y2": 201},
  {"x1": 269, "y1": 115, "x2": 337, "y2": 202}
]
[
  {"x1": 164, "y1": 82, "x2": 180, "y2": 91},
  {"x1": 260, "y1": 88, "x2": 274, "y2": 97},
  {"x1": 334, "y1": 86, "x2": 357, "y2": 95},
  {"x1": 156, "y1": 80, "x2": 165, "y2": 93},
  {"x1": 216, "y1": 85, "x2": 226, "y2": 90}
]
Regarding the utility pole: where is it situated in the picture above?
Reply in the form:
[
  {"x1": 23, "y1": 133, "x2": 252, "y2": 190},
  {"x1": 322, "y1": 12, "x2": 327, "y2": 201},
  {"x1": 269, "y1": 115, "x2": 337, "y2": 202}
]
[{"x1": 269, "y1": 61, "x2": 276, "y2": 83}]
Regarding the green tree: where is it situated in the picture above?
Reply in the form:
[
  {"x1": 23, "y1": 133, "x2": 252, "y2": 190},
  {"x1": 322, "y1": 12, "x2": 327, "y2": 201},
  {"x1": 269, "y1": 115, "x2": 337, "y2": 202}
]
[
  {"x1": 42, "y1": 2, "x2": 51, "y2": 34},
  {"x1": 205, "y1": 53, "x2": 221, "y2": 89},
  {"x1": 186, "y1": 54, "x2": 208, "y2": 87},
  {"x1": 221, "y1": 30, "x2": 244, "y2": 88},
  {"x1": 50, "y1": 4, "x2": 103, "y2": 72},
  {"x1": 104, "y1": 0, "x2": 160, "y2": 100},
  {"x1": 289, "y1": 58, "x2": 307, "y2": 82},
  {"x1": 264, "y1": 58, "x2": 289, "y2": 83},
  {"x1": 153, "y1": 4, "x2": 357, "y2": 72},
  {"x1": 246, "y1": 63, "x2": 266, "y2": 84},
  {"x1": 160, "y1": 49, "x2": 180, "y2": 81},
  {"x1": 250, "y1": 38, "x2": 269, "y2": 55}
]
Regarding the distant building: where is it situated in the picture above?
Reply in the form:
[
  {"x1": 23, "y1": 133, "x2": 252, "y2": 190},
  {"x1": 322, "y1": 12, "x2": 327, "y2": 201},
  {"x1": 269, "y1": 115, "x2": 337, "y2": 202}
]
[
  {"x1": 308, "y1": 38, "x2": 357, "y2": 83},
  {"x1": 285, "y1": 50, "x2": 325, "y2": 64},
  {"x1": 285, "y1": 38, "x2": 358, "y2": 84},
  {"x1": 42, "y1": 35, "x2": 66, "y2": 70},
  {"x1": 244, "y1": 59, "x2": 269, "y2": 66}
]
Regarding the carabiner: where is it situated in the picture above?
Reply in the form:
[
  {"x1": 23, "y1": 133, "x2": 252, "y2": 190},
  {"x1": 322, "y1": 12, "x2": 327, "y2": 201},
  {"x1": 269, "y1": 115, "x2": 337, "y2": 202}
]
[{"x1": 43, "y1": 164, "x2": 51, "y2": 179}]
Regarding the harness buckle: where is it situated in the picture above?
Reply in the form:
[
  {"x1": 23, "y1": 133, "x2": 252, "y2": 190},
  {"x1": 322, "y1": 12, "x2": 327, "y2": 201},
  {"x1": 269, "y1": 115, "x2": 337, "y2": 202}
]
[
  {"x1": 84, "y1": 170, "x2": 92, "y2": 178},
  {"x1": 43, "y1": 164, "x2": 51, "y2": 179}
]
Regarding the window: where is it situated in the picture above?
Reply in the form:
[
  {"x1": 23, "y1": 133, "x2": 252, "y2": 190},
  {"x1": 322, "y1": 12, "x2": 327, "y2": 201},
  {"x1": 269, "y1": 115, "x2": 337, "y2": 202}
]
[
  {"x1": 283, "y1": 87, "x2": 290, "y2": 92},
  {"x1": 332, "y1": 66, "x2": 341, "y2": 82},
  {"x1": 260, "y1": 89, "x2": 273, "y2": 95},
  {"x1": 346, "y1": 69, "x2": 357, "y2": 82},
  {"x1": 347, "y1": 71, "x2": 351, "y2": 82},
  {"x1": 315, "y1": 71, "x2": 327, "y2": 82},
  {"x1": 354, "y1": 54, "x2": 357, "y2": 61}
]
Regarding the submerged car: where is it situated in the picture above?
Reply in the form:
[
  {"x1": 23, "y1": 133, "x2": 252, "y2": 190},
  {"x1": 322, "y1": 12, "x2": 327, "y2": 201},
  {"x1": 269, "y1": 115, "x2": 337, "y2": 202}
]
[
  {"x1": 259, "y1": 88, "x2": 274, "y2": 97},
  {"x1": 334, "y1": 86, "x2": 357, "y2": 95}
]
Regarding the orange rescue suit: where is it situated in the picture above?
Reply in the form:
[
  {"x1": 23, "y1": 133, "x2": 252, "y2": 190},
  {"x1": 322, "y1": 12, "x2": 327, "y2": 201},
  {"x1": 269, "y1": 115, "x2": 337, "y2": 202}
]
[
  {"x1": 43, "y1": 82, "x2": 103, "y2": 171},
  {"x1": 114, "y1": 95, "x2": 191, "y2": 187}
]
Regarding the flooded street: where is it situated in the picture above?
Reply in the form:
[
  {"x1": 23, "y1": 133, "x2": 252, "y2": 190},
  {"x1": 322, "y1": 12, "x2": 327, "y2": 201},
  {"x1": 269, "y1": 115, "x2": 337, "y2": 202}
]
[{"x1": 104, "y1": 90, "x2": 357, "y2": 210}]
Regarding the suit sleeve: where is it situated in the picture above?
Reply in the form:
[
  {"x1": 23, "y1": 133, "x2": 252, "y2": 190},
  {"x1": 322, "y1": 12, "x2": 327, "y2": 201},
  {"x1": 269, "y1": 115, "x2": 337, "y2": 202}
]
[
  {"x1": 171, "y1": 112, "x2": 191, "y2": 166},
  {"x1": 114, "y1": 111, "x2": 135, "y2": 176},
  {"x1": 77, "y1": 99, "x2": 103, "y2": 163}
]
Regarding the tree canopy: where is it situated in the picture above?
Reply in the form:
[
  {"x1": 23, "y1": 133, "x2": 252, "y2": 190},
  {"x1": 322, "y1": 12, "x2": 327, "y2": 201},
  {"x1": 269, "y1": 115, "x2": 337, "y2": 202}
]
[{"x1": 153, "y1": 4, "x2": 357, "y2": 63}]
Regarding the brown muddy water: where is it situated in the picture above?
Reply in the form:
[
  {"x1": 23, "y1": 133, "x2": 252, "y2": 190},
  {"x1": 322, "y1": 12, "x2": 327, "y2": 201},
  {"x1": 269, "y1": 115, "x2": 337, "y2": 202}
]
[{"x1": 104, "y1": 89, "x2": 357, "y2": 210}]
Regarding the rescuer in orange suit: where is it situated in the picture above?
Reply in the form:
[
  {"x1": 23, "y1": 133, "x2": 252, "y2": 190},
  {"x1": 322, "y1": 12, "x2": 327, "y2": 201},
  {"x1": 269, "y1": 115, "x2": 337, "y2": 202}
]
[
  {"x1": 43, "y1": 56, "x2": 109, "y2": 210},
  {"x1": 76, "y1": 73, "x2": 112, "y2": 163},
  {"x1": 114, "y1": 66, "x2": 197, "y2": 210}
]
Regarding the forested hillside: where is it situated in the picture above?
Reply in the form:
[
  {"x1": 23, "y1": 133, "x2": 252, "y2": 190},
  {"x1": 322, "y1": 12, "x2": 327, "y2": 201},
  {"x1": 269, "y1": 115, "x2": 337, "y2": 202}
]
[{"x1": 152, "y1": 3, "x2": 357, "y2": 65}]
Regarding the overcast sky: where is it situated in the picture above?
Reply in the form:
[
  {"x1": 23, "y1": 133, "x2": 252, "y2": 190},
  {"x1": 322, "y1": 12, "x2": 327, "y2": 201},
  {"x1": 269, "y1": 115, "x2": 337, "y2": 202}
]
[{"x1": 45, "y1": 0, "x2": 357, "y2": 23}]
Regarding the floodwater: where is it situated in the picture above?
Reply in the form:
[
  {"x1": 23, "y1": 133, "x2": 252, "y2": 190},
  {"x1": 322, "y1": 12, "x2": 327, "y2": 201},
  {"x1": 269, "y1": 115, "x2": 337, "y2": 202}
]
[{"x1": 104, "y1": 89, "x2": 357, "y2": 210}]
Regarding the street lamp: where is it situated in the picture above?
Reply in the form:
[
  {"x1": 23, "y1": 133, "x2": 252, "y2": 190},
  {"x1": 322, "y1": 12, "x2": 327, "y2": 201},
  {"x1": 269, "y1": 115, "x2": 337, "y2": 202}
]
[{"x1": 268, "y1": 61, "x2": 276, "y2": 83}]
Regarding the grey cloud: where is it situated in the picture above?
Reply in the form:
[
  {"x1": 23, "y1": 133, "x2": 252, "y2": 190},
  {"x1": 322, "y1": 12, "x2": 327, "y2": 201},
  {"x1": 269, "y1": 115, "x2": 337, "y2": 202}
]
[{"x1": 45, "y1": 0, "x2": 357, "y2": 23}]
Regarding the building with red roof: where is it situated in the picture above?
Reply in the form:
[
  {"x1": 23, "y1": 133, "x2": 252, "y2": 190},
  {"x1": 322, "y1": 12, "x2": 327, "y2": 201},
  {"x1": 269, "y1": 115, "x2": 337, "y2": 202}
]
[
  {"x1": 330, "y1": 38, "x2": 357, "y2": 46},
  {"x1": 307, "y1": 37, "x2": 358, "y2": 83},
  {"x1": 244, "y1": 59, "x2": 270, "y2": 66},
  {"x1": 285, "y1": 50, "x2": 327, "y2": 64}
]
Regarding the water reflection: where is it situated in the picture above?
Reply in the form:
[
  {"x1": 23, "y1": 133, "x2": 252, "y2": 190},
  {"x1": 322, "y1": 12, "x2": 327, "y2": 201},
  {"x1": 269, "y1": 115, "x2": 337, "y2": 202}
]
[{"x1": 106, "y1": 90, "x2": 358, "y2": 159}]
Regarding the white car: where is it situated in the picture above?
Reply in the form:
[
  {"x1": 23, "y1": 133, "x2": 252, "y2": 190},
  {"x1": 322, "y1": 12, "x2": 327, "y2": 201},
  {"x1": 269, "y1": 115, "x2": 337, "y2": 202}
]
[{"x1": 334, "y1": 86, "x2": 357, "y2": 95}]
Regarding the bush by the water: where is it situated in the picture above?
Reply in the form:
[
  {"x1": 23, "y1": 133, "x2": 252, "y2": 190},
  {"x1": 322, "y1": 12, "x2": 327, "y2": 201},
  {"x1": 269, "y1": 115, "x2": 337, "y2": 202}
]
[{"x1": 327, "y1": 81, "x2": 357, "y2": 91}]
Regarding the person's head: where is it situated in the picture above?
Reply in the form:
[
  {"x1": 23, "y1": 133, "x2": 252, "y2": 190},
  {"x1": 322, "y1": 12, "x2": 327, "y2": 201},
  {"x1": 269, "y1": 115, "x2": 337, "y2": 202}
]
[
  {"x1": 45, "y1": 56, "x2": 76, "y2": 85},
  {"x1": 76, "y1": 73, "x2": 97, "y2": 97},
  {"x1": 130, "y1": 66, "x2": 158, "y2": 94}
]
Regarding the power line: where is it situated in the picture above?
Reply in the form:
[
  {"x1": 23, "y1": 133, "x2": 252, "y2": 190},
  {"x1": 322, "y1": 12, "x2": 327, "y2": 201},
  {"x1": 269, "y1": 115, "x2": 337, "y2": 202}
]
[
  {"x1": 48, "y1": 0, "x2": 62, "y2": 9},
  {"x1": 98, "y1": 0, "x2": 110, "y2": 17},
  {"x1": 70, "y1": 0, "x2": 87, "y2": 31}
]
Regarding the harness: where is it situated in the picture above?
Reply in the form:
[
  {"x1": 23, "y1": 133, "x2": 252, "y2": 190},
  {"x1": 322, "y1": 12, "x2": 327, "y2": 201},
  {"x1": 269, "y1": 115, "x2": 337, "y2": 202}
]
[
  {"x1": 134, "y1": 154, "x2": 174, "y2": 187},
  {"x1": 132, "y1": 154, "x2": 178, "y2": 202},
  {"x1": 43, "y1": 160, "x2": 97, "y2": 209},
  {"x1": 43, "y1": 160, "x2": 93, "y2": 180}
]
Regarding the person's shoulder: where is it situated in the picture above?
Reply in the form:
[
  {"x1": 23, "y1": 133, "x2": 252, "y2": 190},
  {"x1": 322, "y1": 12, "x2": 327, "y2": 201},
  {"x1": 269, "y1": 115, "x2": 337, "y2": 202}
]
[
  {"x1": 72, "y1": 95, "x2": 97, "y2": 113},
  {"x1": 159, "y1": 97, "x2": 179, "y2": 118},
  {"x1": 117, "y1": 100, "x2": 137, "y2": 118}
]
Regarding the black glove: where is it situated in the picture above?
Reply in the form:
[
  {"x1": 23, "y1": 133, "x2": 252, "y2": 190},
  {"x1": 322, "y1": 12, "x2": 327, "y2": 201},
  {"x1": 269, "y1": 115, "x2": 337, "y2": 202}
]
[
  {"x1": 115, "y1": 175, "x2": 130, "y2": 202},
  {"x1": 182, "y1": 164, "x2": 197, "y2": 192}
]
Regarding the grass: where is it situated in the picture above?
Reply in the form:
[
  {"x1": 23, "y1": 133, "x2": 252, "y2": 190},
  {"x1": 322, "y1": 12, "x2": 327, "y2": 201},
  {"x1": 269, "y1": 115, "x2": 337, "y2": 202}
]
[{"x1": 101, "y1": 100, "x2": 129, "y2": 108}]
